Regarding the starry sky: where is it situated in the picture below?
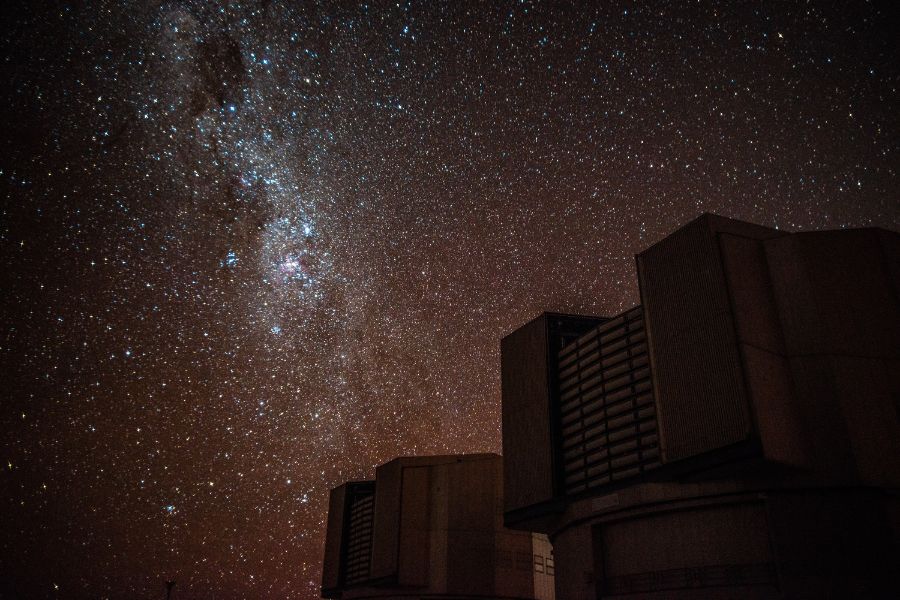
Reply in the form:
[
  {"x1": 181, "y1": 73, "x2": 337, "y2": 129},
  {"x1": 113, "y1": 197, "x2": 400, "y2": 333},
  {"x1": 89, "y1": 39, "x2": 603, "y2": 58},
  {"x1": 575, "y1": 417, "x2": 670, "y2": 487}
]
[{"x1": 2, "y1": 1, "x2": 898, "y2": 598}]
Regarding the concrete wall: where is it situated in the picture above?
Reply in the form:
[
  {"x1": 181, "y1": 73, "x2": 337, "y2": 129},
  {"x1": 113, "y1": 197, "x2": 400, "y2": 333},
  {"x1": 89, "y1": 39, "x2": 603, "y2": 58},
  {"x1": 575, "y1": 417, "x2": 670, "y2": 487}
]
[
  {"x1": 546, "y1": 482, "x2": 898, "y2": 599},
  {"x1": 550, "y1": 520, "x2": 594, "y2": 600}
]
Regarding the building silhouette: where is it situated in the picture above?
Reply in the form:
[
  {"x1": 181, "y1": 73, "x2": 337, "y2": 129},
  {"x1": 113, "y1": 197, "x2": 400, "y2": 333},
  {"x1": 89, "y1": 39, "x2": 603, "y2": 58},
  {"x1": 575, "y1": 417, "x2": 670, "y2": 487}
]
[
  {"x1": 321, "y1": 454, "x2": 555, "y2": 599},
  {"x1": 501, "y1": 214, "x2": 899, "y2": 598}
]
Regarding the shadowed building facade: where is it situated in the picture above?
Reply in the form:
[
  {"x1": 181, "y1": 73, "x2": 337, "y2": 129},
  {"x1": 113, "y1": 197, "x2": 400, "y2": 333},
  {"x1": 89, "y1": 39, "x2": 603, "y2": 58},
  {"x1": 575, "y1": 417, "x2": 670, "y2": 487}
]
[
  {"x1": 502, "y1": 214, "x2": 900, "y2": 599},
  {"x1": 321, "y1": 454, "x2": 555, "y2": 600}
]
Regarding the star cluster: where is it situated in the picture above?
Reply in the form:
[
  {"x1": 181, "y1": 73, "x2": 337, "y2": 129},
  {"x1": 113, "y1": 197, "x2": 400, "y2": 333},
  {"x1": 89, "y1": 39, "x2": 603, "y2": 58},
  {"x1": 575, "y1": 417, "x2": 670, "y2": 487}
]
[{"x1": 2, "y1": 1, "x2": 898, "y2": 598}]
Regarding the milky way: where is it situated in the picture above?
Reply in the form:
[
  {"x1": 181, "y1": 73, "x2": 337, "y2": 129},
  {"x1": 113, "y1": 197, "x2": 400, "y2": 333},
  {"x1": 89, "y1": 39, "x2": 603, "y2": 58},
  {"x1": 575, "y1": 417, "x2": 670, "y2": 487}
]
[{"x1": 2, "y1": 2, "x2": 898, "y2": 598}]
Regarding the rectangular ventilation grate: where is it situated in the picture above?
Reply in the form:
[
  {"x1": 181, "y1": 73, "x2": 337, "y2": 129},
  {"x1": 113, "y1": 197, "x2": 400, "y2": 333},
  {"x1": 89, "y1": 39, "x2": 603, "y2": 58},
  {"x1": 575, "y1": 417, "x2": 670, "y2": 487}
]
[
  {"x1": 343, "y1": 484, "x2": 375, "y2": 585},
  {"x1": 556, "y1": 306, "x2": 661, "y2": 496}
]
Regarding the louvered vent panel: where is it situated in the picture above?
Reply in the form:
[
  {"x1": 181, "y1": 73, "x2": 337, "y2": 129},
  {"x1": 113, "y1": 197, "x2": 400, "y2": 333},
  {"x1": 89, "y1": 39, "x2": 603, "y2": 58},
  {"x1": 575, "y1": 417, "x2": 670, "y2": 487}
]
[
  {"x1": 343, "y1": 486, "x2": 375, "y2": 584},
  {"x1": 556, "y1": 306, "x2": 660, "y2": 495}
]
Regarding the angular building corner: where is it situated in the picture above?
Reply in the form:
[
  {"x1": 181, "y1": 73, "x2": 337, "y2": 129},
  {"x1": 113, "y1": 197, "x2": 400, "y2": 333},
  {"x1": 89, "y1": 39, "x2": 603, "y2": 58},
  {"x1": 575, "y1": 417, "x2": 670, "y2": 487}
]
[{"x1": 321, "y1": 453, "x2": 555, "y2": 599}]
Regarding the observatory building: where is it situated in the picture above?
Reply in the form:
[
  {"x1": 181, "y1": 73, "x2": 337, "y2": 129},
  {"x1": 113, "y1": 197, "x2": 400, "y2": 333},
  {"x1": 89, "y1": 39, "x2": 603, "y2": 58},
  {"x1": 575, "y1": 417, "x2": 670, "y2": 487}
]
[
  {"x1": 501, "y1": 214, "x2": 899, "y2": 598},
  {"x1": 321, "y1": 454, "x2": 555, "y2": 600}
]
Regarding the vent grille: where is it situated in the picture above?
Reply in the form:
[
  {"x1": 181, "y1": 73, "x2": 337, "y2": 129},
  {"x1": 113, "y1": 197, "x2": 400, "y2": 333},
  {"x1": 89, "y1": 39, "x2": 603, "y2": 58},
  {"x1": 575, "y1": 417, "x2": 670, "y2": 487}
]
[
  {"x1": 556, "y1": 306, "x2": 661, "y2": 495},
  {"x1": 343, "y1": 484, "x2": 375, "y2": 585}
]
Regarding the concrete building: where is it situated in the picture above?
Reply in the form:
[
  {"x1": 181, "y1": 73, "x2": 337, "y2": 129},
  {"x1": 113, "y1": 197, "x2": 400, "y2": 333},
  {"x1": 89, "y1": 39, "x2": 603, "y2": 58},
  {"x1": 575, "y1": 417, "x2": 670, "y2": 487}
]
[
  {"x1": 321, "y1": 454, "x2": 555, "y2": 599},
  {"x1": 502, "y1": 214, "x2": 900, "y2": 599}
]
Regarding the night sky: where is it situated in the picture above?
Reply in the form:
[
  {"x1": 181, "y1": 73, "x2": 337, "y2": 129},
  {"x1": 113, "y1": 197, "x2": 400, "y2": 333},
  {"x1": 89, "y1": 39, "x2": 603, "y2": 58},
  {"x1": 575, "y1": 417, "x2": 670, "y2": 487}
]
[{"x1": 2, "y1": 1, "x2": 898, "y2": 598}]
